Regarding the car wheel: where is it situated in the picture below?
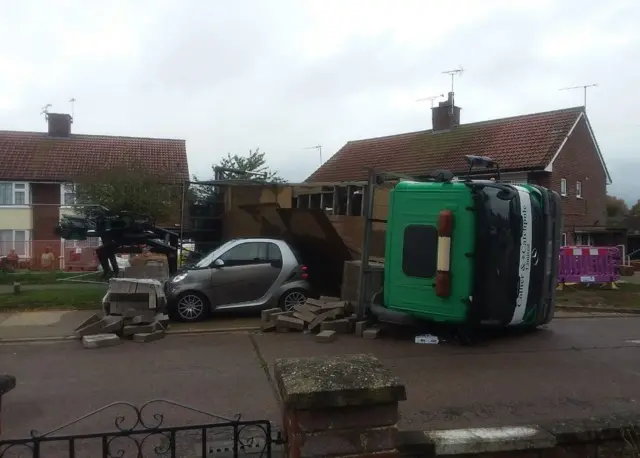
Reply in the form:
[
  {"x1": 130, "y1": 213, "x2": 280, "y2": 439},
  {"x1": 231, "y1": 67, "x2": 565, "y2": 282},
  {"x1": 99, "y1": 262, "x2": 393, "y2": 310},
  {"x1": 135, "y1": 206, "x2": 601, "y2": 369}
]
[
  {"x1": 172, "y1": 291, "x2": 210, "y2": 322},
  {"x1": 279, "y1": 289, "x2": 308, "y2": 312}
]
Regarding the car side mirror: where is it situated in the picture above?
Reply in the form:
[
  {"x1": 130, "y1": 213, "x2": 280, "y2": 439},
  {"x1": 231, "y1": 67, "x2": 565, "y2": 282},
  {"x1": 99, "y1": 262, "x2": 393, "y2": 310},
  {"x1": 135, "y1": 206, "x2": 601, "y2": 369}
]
[{"x1": 212, "y1": 258, "x2": 225, "y2": 268}]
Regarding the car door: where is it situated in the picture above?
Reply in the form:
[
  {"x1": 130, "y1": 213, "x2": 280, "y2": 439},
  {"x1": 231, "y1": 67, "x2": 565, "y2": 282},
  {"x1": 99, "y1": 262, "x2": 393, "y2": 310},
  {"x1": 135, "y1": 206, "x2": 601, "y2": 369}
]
[{"x1": 208, "y1": 242, "x2": 280, "y2": 306}]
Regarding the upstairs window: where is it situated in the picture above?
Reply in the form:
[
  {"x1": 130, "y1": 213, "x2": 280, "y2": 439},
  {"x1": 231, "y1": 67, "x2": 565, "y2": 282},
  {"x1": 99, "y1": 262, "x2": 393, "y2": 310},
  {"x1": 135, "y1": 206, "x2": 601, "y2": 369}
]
[
  {"x1": 0, "y1": 182, "x2": 29, "y2": 206},
  {"x1": 576, "y1": 181, "x2": 582, "y2": 198},
  {"x1": 61, "y1": 183, "x2": 76, "y2": 206},
  {"x1": 560, "y1": 178, "x2": 567, "y2": 196}
]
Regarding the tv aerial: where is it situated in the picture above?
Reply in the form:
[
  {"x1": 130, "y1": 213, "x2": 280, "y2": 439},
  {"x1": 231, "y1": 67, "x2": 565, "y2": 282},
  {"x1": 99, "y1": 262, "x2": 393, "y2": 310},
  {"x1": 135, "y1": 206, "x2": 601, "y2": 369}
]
[
  {"x1": 416, "y1": 94, "x2": 445, "y2": 108},
  {"x1": 559, "y1": 84, "x2": 598, "y2": 109}
]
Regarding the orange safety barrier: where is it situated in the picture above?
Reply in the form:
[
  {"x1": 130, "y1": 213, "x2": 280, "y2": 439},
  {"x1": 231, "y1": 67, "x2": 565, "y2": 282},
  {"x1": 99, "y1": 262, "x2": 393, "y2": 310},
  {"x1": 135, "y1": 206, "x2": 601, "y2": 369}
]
[{"x1": 0, "y1": 239, "x2": 101, "y2": 271}]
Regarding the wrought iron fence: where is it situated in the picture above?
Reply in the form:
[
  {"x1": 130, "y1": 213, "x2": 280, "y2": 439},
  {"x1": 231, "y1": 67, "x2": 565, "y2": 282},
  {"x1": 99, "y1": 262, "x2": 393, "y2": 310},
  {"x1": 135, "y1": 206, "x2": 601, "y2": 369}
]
[{"x1": 0, "y1": 399, "x2": 282, "y2": 458}]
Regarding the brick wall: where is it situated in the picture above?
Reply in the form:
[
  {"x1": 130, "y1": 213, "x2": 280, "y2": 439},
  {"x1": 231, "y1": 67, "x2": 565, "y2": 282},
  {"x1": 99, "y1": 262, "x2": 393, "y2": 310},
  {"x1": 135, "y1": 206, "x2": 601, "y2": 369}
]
[{"x1": 544, "y1": 116, "x2": 608, "y2": 233}]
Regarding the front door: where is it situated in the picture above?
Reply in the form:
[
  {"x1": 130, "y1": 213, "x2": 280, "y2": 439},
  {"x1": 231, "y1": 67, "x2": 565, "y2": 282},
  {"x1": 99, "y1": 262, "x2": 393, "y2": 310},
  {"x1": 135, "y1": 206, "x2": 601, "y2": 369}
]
[{"x1": 208, "y1": 241, "x2": 283, "y2": 307}]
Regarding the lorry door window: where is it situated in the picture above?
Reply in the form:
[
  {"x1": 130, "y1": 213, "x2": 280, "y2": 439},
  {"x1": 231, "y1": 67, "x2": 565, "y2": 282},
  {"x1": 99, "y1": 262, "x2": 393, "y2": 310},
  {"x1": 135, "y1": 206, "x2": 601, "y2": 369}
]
[{"x1": 402, "y1": 224, "x2": 437, "y2": 278}]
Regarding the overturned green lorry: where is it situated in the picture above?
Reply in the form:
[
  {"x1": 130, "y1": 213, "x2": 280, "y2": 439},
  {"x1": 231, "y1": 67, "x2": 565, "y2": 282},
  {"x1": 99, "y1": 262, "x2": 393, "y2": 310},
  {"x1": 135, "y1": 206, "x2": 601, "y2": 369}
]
[{"x1": 367, "y1": 156, "x2": 563, "y2": 331}]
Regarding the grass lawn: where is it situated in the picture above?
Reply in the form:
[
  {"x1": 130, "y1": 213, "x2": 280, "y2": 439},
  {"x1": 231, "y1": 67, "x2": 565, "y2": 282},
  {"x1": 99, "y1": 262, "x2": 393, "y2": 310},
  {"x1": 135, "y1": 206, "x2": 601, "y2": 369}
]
[
  {"x1": 556, "y1": 282, "x2": 640, "y2": 309},
  {"x1": 0, "y1": 284, "x2": 106, "y2": 311},
  {"x1": 0, "y1": 270, "x2": 103, "y2": 285}
]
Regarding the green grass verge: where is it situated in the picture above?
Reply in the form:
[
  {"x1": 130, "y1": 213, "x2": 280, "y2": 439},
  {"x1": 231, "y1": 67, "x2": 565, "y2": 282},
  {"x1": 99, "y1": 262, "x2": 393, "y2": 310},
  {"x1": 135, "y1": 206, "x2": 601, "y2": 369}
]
[
  {"x1": 0, "y1": 270, "x2": 102, "y2": 285},
  {"x1": 556, "y1": 282, "x2": 640, "y2": 309},
  {"x1": 0, "y1": 284, "x2": 106, "y2": 311}
]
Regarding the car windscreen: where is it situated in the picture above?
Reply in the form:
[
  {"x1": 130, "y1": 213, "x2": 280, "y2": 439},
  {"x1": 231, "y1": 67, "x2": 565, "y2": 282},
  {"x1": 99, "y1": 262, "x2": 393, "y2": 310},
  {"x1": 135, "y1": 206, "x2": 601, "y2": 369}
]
[{"x1": 193, "y1": 240, "x2": 235, "y2": 268}]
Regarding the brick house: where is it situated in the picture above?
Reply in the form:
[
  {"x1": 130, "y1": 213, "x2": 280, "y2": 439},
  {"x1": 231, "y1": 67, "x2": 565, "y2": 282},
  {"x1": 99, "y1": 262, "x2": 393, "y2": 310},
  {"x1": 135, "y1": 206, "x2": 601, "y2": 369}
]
[
  {"x1": 306, "y1": 93, "x2": 617, "y2": 247},
  {"x1": 0, "y1": 113, "x2": 188, "y2": 266}
]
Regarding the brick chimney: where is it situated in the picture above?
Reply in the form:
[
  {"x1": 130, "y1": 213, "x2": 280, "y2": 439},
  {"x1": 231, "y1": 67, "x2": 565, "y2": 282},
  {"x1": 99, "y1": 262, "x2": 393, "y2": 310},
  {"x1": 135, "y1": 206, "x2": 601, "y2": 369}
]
[
  {"x1": 46, "y1": 113, "x2": 73, "y2": 137},
  {"x1": 431, "y1": 92, "x2": 460, "y2": 131}
]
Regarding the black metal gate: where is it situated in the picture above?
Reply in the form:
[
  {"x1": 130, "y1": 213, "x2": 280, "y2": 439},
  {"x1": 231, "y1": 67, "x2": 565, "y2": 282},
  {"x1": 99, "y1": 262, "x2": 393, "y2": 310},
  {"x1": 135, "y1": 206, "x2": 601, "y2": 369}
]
[{"x1": 0, "y1": 400, "x2": 282, "y2": 458}]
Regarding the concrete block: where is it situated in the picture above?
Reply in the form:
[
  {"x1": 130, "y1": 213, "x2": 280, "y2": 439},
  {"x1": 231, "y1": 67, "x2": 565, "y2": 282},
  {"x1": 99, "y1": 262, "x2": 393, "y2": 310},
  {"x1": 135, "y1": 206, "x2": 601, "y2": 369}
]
[
  {"x1": 308, "y1": 308, "x2": 342, "y2": 331},
  {"x1": 355, "y1": 320, "x2": 369, "y2": 337},
  {"x1": 123, "y1": 323, "x2": 158, "y2": 337},
  {"x1": 319, "y1": 296, "x2": 341, "y2": 303},
  {"x1": 276, "y1": 315, "x2": 305, "y2": 332},
  {"x1": 320, "y1": 318, "x2": 352, "y2": 334},
  {"x1": 315, "y1": 330, "x2": 337, "y2": 343},
  {"x1": 133, "y1": 330, "x2": 166, "y2": 343},
  {"x1": 82, "y1": 334, "x2": 122, "y2": 349},
  {"x1": 363, "y1": 328, "x2": 381, "y2": 339},
  {"x1": 303, "y1": 298, "x2": 326, "y2": 307},
  {"x1": 260, "y1": 308, "x2": 282, "y2": 332}
]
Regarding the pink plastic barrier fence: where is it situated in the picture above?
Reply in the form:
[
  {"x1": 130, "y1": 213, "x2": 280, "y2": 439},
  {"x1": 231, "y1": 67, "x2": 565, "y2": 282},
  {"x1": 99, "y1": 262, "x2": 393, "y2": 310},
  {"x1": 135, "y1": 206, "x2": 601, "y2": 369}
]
[{"x1": 557, "y1": 246, "x2": 621, "y2": 284}]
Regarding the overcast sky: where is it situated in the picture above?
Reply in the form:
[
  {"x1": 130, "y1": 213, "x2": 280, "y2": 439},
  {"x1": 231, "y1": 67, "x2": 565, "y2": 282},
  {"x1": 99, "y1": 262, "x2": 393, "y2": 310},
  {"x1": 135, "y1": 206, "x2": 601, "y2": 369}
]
[{"x1": 1, "y1": 0, "x2": 638, "y2": 203}]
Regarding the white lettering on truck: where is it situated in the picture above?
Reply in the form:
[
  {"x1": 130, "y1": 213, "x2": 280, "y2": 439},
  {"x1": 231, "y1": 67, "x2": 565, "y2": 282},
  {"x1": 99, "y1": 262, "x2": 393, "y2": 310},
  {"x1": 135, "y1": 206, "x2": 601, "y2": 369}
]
[{"x1": 510, "y1": 186, "x2": 533, "y2": 325}]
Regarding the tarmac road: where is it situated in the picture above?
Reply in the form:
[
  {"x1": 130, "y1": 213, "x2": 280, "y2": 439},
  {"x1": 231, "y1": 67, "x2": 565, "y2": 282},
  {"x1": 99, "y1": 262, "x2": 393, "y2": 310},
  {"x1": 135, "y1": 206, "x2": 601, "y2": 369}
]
[{"x1": 2, "y1": 316, "x2": 640, "y2": 442}]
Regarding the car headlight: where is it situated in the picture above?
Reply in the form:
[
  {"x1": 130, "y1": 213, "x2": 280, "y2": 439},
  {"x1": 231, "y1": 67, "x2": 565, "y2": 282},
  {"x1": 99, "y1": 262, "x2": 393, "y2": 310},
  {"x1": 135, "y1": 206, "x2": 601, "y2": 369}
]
[{"x1": 172, "y1": 273, "x2": 188, "y2": 283}]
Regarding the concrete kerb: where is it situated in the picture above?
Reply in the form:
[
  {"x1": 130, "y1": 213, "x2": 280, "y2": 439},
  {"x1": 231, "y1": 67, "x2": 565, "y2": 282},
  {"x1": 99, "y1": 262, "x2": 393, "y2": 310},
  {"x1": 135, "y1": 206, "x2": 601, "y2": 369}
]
[
  {"x1": 0, "y1": 324, "x2": 262, "y2": 344},
  {"x1": 395, "y1": 413, "x2": 640, "y2": 456}
]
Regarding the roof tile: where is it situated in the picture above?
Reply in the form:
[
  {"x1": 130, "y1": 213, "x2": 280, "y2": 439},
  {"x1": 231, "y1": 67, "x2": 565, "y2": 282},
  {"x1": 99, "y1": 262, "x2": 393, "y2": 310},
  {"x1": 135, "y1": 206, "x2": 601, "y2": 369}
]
[
  {"x1": 0, "y1": 131, "x2": 188, "y2": 182},
  {"x1": 306, "y1": 107, "x2": 584, "y2": 182}
]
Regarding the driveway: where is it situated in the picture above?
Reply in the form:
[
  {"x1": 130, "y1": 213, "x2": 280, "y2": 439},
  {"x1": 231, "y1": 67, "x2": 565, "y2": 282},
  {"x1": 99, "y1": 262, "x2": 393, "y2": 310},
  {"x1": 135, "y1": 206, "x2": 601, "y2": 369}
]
[{"x1": 2, "y1": 316, "x2": 640, "y2": 440}]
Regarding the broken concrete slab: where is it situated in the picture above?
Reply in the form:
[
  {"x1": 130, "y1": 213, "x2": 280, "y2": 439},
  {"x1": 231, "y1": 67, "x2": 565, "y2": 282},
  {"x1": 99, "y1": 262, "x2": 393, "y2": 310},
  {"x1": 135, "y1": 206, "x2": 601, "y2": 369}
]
[
  {"x1": 131, "y1": 312, "x2": 157, "y2": 324},
  {"x1": 319, "y1": 296, "x2": 341, "y2": 303},
  {"x1": 133, "y1": 330, "x2": 166, "y2": 343},
  {"x1": 74, "y1": 314, "x2": 101, "y2": 332},
  {"x1": 82, "y1": 334, "x2": 122, "y2": 349},
  {"x1": 315, "y1": 330, "x2": 338, "y2": 343},
  {"x1": 320, "y1": 318, "x2": 352, "y2": 334},
  {"x1": 292, "y1": 304, "x2": 317, "y2": 323},
  {"x1": 276, "y1": 315, "x2": 305, "y2": 332},
  {"x1": 123, "y1": 323, "x2": 158, "y2": 337},
  {"x1": 100, "y1": 315, "x2": 124, "y2": 334}
]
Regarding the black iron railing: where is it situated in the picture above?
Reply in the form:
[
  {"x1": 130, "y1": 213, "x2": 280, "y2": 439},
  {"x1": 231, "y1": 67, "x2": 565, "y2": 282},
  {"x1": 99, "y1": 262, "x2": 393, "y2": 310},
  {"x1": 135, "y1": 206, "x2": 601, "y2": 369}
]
[{"x1": 0, "y1": 399, "x2": 281, "y2": 458}]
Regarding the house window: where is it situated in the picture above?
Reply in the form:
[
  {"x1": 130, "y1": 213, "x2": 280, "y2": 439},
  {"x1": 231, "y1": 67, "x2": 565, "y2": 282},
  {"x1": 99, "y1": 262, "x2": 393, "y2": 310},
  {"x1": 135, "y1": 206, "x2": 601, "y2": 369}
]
[
  {"x1": 561, "y1": 233, "x2": 567, "y2": 246},
  {"x1": 0, "y1": 182, "x2": 29, "y2": 206},
  {"x1": 560, "y1": 178, "x2": 567, "y2": 196},
  {"x1": 576, "y1": 181, "x2": 582, "y2": 198},
  {"x1": 0, "y1": 229, "x2": 30, "y2": 256},
  {"x1": 61, "y1": 183, "x2": 76, "y2": 206}
]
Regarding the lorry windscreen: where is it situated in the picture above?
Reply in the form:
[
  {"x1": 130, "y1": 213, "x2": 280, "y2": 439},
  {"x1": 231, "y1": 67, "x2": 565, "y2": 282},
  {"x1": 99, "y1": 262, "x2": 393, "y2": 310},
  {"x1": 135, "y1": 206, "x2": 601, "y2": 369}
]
[{"x1": 473, "y1": 185, "x2": 521, "y2": 324}]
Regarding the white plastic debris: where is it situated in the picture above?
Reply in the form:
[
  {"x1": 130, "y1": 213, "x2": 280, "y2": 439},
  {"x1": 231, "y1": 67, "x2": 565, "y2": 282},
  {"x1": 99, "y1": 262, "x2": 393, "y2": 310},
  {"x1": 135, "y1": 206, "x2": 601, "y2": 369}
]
[{"x1": 415, "y1": 334, "x2": 439, "y2": 344}]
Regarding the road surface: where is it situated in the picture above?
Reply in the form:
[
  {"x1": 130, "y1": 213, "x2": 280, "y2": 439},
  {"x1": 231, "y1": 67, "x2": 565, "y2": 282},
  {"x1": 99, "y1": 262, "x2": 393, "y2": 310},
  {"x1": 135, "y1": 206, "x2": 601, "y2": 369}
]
[{"x1": 2, "y1": 316, "x2": 639, "y2": 441}]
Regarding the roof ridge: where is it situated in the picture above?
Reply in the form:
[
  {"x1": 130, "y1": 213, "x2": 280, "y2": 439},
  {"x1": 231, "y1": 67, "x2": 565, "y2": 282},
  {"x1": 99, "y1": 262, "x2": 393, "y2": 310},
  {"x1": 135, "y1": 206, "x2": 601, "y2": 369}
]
[
  {"x1": 345, "y1": 105, "x2": 585, "y2": 145},
  {"x1": 0, "y1": 130, "x2": 186, "y2": 142}
]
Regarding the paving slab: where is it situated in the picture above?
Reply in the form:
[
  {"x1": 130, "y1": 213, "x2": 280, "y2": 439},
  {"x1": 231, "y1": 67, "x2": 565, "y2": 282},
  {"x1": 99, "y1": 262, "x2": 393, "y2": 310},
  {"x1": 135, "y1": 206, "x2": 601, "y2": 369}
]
[{"x1": 0, "y1": 310, "x2": 99, "y2": 339}]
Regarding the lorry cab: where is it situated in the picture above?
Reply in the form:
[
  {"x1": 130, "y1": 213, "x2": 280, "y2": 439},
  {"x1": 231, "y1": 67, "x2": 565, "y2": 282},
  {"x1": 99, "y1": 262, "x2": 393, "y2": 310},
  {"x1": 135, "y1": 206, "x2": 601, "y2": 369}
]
[{"x1": 383, "y1": 171, "x2": 562, "y2": 329}]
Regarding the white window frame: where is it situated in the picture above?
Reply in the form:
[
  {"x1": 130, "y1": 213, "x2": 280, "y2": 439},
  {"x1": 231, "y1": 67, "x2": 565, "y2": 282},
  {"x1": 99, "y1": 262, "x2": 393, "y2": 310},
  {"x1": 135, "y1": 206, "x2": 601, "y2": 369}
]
[
  {"x1": 61, "y1": 183, "x2": 76, "y2": 207},
  {"x1": 0, "y1": 181, "x2": 30, "y2": 207},
  {"x1": 576, "y1": 180, "x2": 582, "y2": 198},
  {"x1": 0, "y1": 229, "x2": 31, "y2": 257},
  {"x1": 560, "y1": 178, "x2": 567, "y2": 196},
  {"x1": 561, "y1": 232, "x2": 567, "y2": 246}
]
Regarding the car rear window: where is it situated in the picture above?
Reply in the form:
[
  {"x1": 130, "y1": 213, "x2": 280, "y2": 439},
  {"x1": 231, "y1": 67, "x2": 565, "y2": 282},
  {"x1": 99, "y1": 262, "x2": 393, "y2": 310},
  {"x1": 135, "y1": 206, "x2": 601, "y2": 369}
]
[{"x1": 402, "y1": 224, "x2": 438, "y2": 278}]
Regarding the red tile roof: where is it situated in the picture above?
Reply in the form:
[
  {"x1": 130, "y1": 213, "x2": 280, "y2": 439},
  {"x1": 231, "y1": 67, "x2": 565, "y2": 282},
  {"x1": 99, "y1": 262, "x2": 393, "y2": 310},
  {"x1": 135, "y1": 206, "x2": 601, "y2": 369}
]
[
  {"x1": 306, "y1": 107, "x2": 585, "y2": 182},
  {"x1": 0, "y1": 131, "x2": 188, "y2": 182}
]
